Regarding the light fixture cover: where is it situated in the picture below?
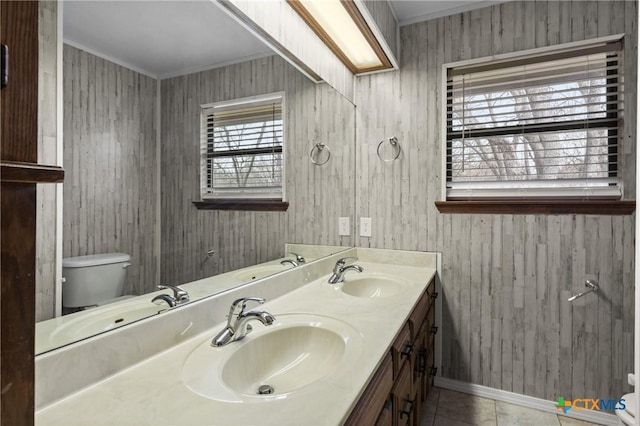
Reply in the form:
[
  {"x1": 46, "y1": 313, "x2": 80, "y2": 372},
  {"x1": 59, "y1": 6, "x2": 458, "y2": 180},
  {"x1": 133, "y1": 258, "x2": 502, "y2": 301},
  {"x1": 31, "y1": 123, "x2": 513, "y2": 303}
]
[{"x1": 288, "y1": 0, "x2": 392, "y2": 73}]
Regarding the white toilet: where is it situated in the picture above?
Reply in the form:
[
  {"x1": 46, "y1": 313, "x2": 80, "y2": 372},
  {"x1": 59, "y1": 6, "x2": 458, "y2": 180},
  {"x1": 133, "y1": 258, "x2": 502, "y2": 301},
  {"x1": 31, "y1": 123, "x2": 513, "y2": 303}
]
[
  {"x1": 617, "y1": 373, "x2": 637, "y2": 425},
  {"x1": 62, "y1": 253, "x2": 132, "y2": 309}
]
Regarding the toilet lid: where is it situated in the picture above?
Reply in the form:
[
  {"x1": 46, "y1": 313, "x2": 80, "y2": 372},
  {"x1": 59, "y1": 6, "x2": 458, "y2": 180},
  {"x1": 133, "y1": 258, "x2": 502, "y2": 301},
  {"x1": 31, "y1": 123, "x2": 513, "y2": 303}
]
[
  {"x1": 624, "y1": 393, "x2": 637, "y2": 417},
  {"x1": 63, "y1": 253, "x2": 131, "y2": 268}
]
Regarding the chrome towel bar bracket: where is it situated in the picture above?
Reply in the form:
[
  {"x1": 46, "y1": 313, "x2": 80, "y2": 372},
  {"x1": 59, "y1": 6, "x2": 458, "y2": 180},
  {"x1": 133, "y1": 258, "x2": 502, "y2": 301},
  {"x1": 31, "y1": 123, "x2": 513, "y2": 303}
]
[{"x1": 568, "y1": 279, "x2": 599, "y2": 302}]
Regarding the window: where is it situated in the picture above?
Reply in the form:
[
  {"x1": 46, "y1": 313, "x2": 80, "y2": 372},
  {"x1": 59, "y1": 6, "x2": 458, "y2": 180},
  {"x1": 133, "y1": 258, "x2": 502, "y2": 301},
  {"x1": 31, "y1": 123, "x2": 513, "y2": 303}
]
[
  {"x1": 445, "y1": 39, "x2": 623, "y2": 201},
  {"x1": 200, "y1": 93, "x2": 284, "y2": 201}
]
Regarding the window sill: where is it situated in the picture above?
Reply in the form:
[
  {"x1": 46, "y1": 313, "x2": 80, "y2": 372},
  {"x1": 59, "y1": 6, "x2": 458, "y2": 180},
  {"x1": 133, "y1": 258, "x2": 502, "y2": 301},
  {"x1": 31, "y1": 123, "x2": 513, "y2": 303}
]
[
  {"x1": 435, "y1": 200, "x2": 636, "y2": 215},
  {"x1": 193, "y1": 199, "x2": 289, "y2": 212}
]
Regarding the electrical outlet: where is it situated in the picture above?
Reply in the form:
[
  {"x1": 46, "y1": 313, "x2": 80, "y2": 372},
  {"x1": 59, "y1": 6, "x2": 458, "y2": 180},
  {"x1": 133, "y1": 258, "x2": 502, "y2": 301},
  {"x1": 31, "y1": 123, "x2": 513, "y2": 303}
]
[
  {"x1": 360, "y1": 217, "x2": 372, "y2": 237},
  {"x1": 338, "y1": 217, "x2": 350, "y2": 236}
]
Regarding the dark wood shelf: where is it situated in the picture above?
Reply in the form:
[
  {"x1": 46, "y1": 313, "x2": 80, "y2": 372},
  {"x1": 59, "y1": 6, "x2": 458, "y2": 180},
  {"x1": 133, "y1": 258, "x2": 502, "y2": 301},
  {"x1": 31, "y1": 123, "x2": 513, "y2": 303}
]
[
  {"x1": 1, "y1": 161, "x2": 64, "y2": 184},
  {"x1": 435, "y1": 200, "x2": 636, "y2": 215},
  {"x1": 193, "y1": 199, "x2": 289, "y2": 212}
]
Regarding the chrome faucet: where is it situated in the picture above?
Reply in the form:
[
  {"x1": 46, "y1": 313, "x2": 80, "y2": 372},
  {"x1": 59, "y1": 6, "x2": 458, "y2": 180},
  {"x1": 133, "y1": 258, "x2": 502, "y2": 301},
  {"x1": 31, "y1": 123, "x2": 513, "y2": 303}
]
[
  {"x1": 280, "y1": 259, "x2": 298, "y2": 267},
  {"x1": 285, "y1": 251, "x2": 306, "y2": 264},
  {"x1": 211, "y1": 297, "x2": 276, "y2": 347},
  {"x1": 328, "y1": 256, "x2": 363, "y2": 284},
  {"x1": 151, "y1": 284, "x2": 190, "y2": 308}
]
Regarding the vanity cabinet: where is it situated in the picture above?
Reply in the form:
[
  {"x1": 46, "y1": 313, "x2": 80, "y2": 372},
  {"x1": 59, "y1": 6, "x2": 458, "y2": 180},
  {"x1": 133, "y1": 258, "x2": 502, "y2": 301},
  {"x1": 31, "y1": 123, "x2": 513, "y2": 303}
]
[{"x1": 345, "y1": 278, "x2": 438, "y2": 426}]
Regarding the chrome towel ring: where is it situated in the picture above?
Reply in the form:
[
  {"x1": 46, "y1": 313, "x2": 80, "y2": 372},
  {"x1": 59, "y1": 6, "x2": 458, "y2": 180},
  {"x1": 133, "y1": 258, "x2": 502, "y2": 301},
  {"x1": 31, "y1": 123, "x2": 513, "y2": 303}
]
[
  {"x1": 310, "y1": 142, "x2": 331, "y2": 166},
  {"x1": 377, "y1": 136, "x2": 401, "y2": 162}
]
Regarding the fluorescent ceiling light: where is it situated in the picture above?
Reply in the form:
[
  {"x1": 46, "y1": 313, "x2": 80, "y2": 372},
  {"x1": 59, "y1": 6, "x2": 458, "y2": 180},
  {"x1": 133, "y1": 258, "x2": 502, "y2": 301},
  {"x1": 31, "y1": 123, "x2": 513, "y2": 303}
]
[{"x1": 288, "y1": 0, "x2": 392, "y2": 73}]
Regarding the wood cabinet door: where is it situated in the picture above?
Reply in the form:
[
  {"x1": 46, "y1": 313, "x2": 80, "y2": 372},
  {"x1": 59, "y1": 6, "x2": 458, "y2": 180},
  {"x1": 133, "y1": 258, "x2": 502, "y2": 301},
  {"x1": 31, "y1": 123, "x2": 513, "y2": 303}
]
[
  {"x1": 376, "y1": 399, "x2": 393, "y2": 426},
  {"x1": 392, "y1": 362, "x2": 416, "y2": 426},
  {"x1": 345, "y1": 353, "x2": 394, "y2": 426}
]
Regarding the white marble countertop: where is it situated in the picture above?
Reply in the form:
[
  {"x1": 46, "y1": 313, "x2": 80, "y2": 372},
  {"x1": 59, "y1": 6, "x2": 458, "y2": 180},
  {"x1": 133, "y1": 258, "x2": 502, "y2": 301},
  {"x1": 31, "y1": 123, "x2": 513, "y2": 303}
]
[{"x1": 36, "y1": 261, "x2": 436, "y2": 426}]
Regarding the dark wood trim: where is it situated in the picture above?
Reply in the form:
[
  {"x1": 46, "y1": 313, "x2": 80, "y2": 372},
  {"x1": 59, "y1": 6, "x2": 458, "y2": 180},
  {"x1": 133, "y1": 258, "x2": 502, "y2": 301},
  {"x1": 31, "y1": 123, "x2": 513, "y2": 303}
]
[
  {"x1": 1, "y1": 2, "x2": 40, "y2": 424},
  {"x1": 1, "y1": 0, "x2": 38, "y2": 163},
  {"x1": 340, "y1": 0, "x2": 393, "y2": 71},
  {"x1": 193, "y1": 199, "x2": 289, "y2": 212},
  {"x1": 1, "y1": 161, "x2": 64, "y2": 183},
  {"x1": 286, "y1": 0, "x2": 392, "y2": 74},
  {"x1": 287, "y1": 0, "x2": 358, "y2": 73},
  {"x1": 1, "y1": 183, "x2": 36, "y2": 426},
  {"x1": 435, "y1": 200, "x2": 636, "y2": 215}
]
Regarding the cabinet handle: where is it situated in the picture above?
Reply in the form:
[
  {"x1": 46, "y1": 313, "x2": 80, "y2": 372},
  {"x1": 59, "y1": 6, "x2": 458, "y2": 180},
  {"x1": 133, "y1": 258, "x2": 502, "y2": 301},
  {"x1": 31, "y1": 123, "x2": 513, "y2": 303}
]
[
  {"x1": 430, "y1": 292, "x2": 439, "y2": 299},
  {"x1": 400, "y1": 397, "x2": 416, "y2": 421},
  {"x1": 430, "y1": 366, "x2": 438, "y2": 377},
  {"x1": 401, "y1": 343, "x2": 414, "y2": 359},
  {"x1": 431, "y1": 325, "x2": 438, "y2": 335}
]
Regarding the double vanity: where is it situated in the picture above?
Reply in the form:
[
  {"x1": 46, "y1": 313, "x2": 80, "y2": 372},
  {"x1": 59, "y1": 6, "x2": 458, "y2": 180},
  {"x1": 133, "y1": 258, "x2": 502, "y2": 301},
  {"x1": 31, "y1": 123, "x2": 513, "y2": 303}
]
[{"x1": 35, "y1": 247, "x2": 439, "y2": 425}]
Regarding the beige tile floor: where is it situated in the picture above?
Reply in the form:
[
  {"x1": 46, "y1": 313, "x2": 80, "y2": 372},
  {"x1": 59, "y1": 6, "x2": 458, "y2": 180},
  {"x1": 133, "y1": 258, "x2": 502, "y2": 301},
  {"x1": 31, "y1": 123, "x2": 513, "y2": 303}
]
[{"x1": 421, "y1": 388, "x2": 605, "y2": 426}]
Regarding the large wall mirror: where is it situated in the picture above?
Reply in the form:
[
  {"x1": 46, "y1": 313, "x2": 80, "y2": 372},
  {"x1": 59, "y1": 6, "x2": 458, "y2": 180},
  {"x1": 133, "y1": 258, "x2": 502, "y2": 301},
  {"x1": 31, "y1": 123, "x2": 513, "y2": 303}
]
[{"x1": 35, "y1": 0, "x2": 356, "y2": 355}]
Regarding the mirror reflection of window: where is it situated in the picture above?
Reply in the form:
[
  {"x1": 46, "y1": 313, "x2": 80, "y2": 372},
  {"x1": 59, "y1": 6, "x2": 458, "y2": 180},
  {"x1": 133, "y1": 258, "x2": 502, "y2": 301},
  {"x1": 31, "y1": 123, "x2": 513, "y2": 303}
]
[{"x1": 201, "y1": 93, "x2": 285, "y2": 200}]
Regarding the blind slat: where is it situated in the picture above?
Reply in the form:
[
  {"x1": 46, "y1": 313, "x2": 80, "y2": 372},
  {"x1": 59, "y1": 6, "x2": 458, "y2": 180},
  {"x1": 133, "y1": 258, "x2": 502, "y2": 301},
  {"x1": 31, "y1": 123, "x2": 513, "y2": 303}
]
[{"x1": 448, "y1": 66, "x2": 620, "y2": 94}]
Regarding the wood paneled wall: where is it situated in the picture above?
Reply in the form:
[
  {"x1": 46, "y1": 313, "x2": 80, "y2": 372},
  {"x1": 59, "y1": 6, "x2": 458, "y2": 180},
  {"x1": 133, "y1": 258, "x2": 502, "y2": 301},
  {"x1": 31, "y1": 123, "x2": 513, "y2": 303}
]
[
  {"x1": 160, "y1": 55, "x2": 354, "y2": 285},
  {"x1": 62, "y1": 45, "x2": 158, "y2": 297},
  {"x1": 36, "y1": 0, "x2": 58, "y2": 321},
  {"x1": 355, "y1": 0, "x2": 636, "y2": 401}
]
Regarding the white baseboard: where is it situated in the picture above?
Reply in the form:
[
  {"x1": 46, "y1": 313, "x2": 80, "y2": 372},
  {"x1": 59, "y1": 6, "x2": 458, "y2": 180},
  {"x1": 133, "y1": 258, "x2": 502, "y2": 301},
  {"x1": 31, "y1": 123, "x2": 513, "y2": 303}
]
[{"x1": 434, "y1": 377, "x2": 621, "y2": 426}]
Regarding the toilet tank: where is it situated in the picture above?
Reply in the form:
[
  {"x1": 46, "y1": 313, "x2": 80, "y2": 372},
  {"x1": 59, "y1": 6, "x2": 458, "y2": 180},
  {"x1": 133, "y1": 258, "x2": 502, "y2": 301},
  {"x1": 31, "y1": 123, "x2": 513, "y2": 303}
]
[{"x1": 62, "y1": 253, "x2": 131, "y2": 308}]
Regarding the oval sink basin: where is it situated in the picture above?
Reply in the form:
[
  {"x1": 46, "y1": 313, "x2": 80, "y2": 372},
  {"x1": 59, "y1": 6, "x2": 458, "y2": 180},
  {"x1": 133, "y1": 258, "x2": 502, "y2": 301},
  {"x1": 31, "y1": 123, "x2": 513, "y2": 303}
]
[
  {"x1": 341, "y1": 273, "x2": 410, "y2": 298},
  {"x1": 49, "y1": 302, "x2": 166, "y2": 343},
  {"x1": 182, "y1": 314, "x2": 362, "y2": 402},
  {"x1": 233, "y1": 264, "x2": 291, "y2": 282}
]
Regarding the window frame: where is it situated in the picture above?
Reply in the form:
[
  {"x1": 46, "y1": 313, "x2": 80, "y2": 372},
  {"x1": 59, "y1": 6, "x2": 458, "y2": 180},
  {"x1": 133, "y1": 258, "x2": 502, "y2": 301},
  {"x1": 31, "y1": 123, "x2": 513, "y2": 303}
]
[
  {"x1": 196, "y1": 92, "x2": 288, "y2": 211},
  {"x1": 439, "y1": 34, "x2": 628, "y2": 213}
]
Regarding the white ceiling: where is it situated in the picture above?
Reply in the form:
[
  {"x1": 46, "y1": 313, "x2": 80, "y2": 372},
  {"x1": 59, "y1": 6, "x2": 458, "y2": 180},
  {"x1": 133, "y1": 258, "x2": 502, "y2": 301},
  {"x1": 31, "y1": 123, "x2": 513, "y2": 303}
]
[
  {"x1": 63, "y1": 1, "x2": 273, "y2": 79},
  {"x1": 63, "y1": 0, "x2": 504, "y2": 79},
  {"x1": 389, "y1": 1, "x2": 507, "y2": 26}
]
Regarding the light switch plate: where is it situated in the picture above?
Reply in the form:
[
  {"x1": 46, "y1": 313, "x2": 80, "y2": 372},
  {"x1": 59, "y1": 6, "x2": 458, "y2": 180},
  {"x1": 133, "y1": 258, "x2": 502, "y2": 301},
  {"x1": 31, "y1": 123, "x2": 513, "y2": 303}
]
[
  {"x1": 338, "y1": 217, "x2": 350, "y2": 236},
  {"x1": 360, "y1": 217, "x2": 372, "y2": 237}
]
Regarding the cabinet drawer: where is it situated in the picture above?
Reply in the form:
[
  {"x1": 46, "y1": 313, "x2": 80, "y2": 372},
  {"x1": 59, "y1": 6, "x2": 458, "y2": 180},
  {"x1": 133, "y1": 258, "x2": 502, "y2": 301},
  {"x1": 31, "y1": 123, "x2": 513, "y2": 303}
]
[
  {"x1": 409, "y1": 290, "x2": 430, "y2": 340},
  {"x1": 345, "y1": 352, "x2": 393, "y2": 426}
]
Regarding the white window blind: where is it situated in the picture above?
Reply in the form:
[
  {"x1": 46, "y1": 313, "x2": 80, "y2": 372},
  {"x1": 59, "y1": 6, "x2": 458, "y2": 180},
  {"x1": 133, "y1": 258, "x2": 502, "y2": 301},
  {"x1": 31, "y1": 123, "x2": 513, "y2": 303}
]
[
  {"x1": 200, "y1": 95, "x2": 284, "y2": 199},
  {"x1": 446, "y1": 41, "x2": 623, "y2": 200}
]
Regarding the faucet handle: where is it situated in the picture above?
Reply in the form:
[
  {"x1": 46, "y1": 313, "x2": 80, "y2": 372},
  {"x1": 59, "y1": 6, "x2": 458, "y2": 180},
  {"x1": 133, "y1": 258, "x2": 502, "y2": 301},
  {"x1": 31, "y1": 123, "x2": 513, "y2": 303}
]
[
  {"x1": 336, "y1": 256, "x2": 358, "y2": 266},
  {"x1": 229, "y1": 297, "x2": 265, "y2": 318},
  {"x1": 158, "y1": 284, "x2": 190, "y2": 304},
  {"x1": 285, "y1": 251, "x2": 305, "y2": 263}
]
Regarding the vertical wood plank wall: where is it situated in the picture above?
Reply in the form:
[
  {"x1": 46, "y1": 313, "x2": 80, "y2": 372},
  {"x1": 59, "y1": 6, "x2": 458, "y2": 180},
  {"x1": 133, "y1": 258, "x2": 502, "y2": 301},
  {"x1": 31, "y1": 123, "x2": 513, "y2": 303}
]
[
  {"x1": 35, "y1": 1, "x2": 58, "y2": 321},
  {"x1": 160, "y1": 55, "x2": 354, "y2": 285},
  {"x1": 62, "y1": 45, "x2": 158, "y2": 298},
  {"x1": 355, "y1": 0, "x2": 636, "y2": 401}
]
